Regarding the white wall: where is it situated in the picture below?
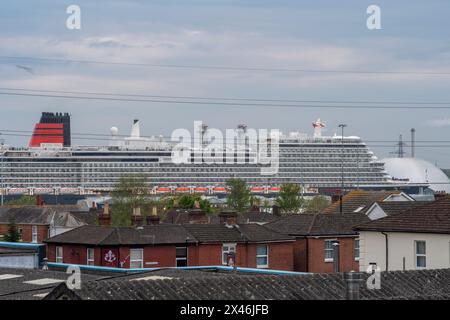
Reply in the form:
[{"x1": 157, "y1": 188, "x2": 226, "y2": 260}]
[
  {"x1": 0, "y1": 254, "x2": 38, "y2": 269},
  {"x1": 359, "y1": 231, "x2": 450, "y2": 271}
]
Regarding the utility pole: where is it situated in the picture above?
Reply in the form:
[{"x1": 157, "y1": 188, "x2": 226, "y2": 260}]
[
  {"x1": 0, "y1": 135, "x2": 4, "y2": 206},
  {"x1": 338, "y1": 124, "x2": 347, "y2": 214}
]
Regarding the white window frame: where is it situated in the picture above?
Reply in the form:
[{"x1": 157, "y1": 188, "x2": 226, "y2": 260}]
[
  {"x1": 222, "y1": 243, "x2": 237, "y2": 265},
  {"x1": 415, "y1": 240, "x2": 426, "y2": 269},
  {"x1": 56, "y1": 246, "x2": 63, "y2": 263},
  {"x1": 31, "y1": 225, "x2": 38, "y2": 243},
  {"x1": 130, "y1": 248, "x2": 143, "y2": 269},
  {"x1": 175, "y1": 247, "x2": 188, "y2": 267},
  {"x1": 354, "y1": 239, "x2": 360, "y2": 261},
  {"x1": 324, "y1": 239, "x2": 335, "y2": 262},
  {"x1": 256, "y1": 244, "x2": 269, "y2": 269},
  {"x1": 87, "y1": 248, "x2": 95, "y2": 266}
]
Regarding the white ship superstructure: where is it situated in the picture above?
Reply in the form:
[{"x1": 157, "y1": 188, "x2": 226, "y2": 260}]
[{"x1": 0, "y1": 113, "x2": 391, "y2": 195}]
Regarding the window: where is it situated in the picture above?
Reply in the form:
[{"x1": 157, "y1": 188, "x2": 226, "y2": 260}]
[
  {"x1": 87, "y1": 248, "x2": 95, "y2": 266},
  {"x1": 256, "y1": 245, "x2": 268, "y2": 268},
  {"x1": 130, "y1": 249, "x2": 143, "y2": 269},
  {"x1": 176, "y1": 247, "x2": 188, "y2": 267},
  {"x1": 222, "y1": 243, "x2": 237, "y2": 265},
  {"x1": 355, "y1": 239, "x2": 360, "y2": 261},
  {"x1": 324, "y1": 240, "x2": 334, "y2": 262},
  {"x1": 31, "y1": 225, "x2": 38, "y2": 243},
  {"x1": 56, "y1": 246, "x2": 63, "y2": 263},
  {"x1": 415, "y1": 241, "x2": 426, "y2": 269}
]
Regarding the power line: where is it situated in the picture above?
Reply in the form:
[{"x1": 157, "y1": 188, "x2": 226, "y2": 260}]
[
  {"x1": 3, "y1": 131, "x2": 450, "y2": 147},
  {"x1": 1, "y1": 87, "x2": 450, "y2": 106},
  {"x1": 1, "y1": 55, "x2": 450, "y2": 76},
  {"x1": 2, "y1": 90, "x2": 450, "y2": 109}
]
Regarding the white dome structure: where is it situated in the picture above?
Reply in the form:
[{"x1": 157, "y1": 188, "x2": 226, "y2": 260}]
[{"x1": 382, "y1": 157, "x2": 450, "y2": 193}]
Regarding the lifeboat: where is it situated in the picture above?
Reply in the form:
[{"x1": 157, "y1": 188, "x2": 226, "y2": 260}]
[
  {"x1": 250, "y1": 186, "x2": 265, "y2": 193},
  {"x1": 213, "y1": 187, "x2": 227, "y2": 193},
  {"x1": 156, "y1": 187, "x2": 171, "y2": 194},
  {"x1": 195, "y1": 187, "x2": 208, "y2": 193},
  {"x1": 268, "y1": 187, "x2": 281, "y2": 193},
  {"x1": 175, "y1": 187, "x2": 190, "y2": 193}
]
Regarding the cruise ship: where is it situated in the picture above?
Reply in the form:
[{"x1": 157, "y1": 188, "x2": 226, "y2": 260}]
[{"x1": 0, "y1": 112, "x2": 392, "y2": 196}]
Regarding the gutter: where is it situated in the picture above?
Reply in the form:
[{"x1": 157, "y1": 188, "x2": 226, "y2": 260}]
[
  {"x1": 381, "y1": 232, "x2": 388, "y2": 271},
  {"x1": 47, "y1": 262, "x2": 310, "y2": 276}
]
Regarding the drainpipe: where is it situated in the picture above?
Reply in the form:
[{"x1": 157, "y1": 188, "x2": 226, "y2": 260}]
[
  {"x1": 305, "y1": 237, "x2": 309, "y2": 272},
  {"x1": 332, "y1": 241, "x2": 340, "y2": 273},
  {"x1": 381, "y1": 232, "x2": 388, "y2": 271}
]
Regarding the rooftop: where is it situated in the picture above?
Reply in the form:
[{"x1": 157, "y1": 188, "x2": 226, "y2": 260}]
[
  {"x1": 0, "y1": 267, "x2": 105, "y2": 300},
  {"x1": 323, "y1": 190, "x2": 412, "y2": 215},
  {"x1": 43, "y1": 268, "x2": 450, "y2": 300},
  {"x1": 266, "y1": 213, "x2": 369, "y2": 236},
  {"x1": 355, "y1": 196, "x2": 450, "y2": 234},
  {"x1": 45, "y1": 223, "x2": 294, "y2": 245}
]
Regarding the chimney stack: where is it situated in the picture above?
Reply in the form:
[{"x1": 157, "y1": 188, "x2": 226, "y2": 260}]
[
  {"x1": 132, "y1": 207, "x2": 143, "y2": 226},
  {"x1": 249, "y1": 200, "x2": 260, "y2": 213},
  {"x1": 98, "y1": 202, "x2": 111, "y2": 226},
  {"x1": 272, "y1": 205, "x2": 281, "y2": 216},
  {"x1": 146, "y1": 206, "x2": 160, "y2": 225},
  {"x1": 219, "y1": 211, "x2": 238, "y2": 225},
  {"x1": 343, "y1": 271, "x2": 362, "y2": 300}
]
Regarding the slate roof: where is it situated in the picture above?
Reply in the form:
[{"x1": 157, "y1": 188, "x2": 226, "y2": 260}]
[
  {"x1": 370, "y1": 201, "x2": 430, "y2": 216},
  {"x1": 0, "y1": 267, "x2": 104, "y2": 300},
  {"x1": 182, "y1": 224, "x2": 245, "y2": 243},
  {"x1": 323, "y1": 190, "x2": 405, "y2": 215},
  {"x1": 355, "y1": 196, "x2": 450, "y2": 234},
  {"x1": 45, "y1": 225, "x2": 196, "y2": 245},
  {"x1": 0, "y1": 206, "x2": 97, "y2": 228},
  {"x1": 266, "y1": 213, "x2": 369, "y2": 236},
  {"x1": 44, "y1": 268, "x2": 450, "y2": 300},
  {"x1": 45, "y1": 222, "x2": 294, "y2": 245},
  {"x1": 162, "y1": 210, "x2": 279, "y2": 225}
]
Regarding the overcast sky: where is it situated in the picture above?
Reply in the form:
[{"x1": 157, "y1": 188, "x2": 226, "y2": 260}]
[{"x1": 1, "y1": 1, "x2": 450, "y2": 166}]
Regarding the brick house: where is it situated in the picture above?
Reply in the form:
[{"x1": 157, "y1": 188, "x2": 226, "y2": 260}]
[
  {"x1": 354, "y1": 196, "x2": 450, "y2": 271},
  {"x1": 266, "y1": 213, "x2": 369, "y2": 273},
  {"x1": 45, "y1": 222, "x2": 295, "y2": 271},
  {"x1": 0, "y1": 206, "x2": 97, "y2": 243}
]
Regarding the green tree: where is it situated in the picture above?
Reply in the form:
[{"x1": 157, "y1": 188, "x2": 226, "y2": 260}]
[
  {"x1": 305, "y1": 195, "x2": 331, "y2": 214},
  {"x1": 3, "y1": 216, "x2": 21, "y2": 242},
  {"x1": 276, "y1": 184, "x2": 304, "y2": 213},
  {"x1": 226, "y1": 178, "x2": 251, "y2": 213},
  {"x1": 110, "y1": 174, "x2": 151, "y2": 227},
  {"x1": 178, "y1": 194, "x2": 196, "y2": 209},
  {"x1": 5, "y1": 195, "x2": 36, "y2": 206}
]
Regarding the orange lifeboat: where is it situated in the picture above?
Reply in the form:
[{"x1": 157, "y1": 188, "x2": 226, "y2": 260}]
[
  {"x1": 213, "y1": 187, "x2": 227, "y2": 193},
  {"x1": 156, "y1": 187, "x2": 171, "y2": 193},
  {"x1": 195, "y1": 187, "x2": 208, "y2": 193},
  {"x1": 250, "y1": 186, "x2": 265, "y2": 193}
]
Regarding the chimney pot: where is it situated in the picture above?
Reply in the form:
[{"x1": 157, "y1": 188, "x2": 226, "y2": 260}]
[
  {"x1": 343, "y1": 271, "x2": 362, "y2": 300},
  {"x1": 103, "y1": 202, "x2": 110, "y2": 215}
]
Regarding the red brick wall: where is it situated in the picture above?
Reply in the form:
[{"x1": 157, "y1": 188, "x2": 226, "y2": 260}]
[
  {"x1": 0, "y1": 223, "x2": 48, "y2": 243},
  {"x1": 45, "y1": 241, "x2": 295, "y2": 271},
  {"x1": 293, "y1": 239, "x2": 308, "y2": 272},
  {"x1": 306, "y1": 237, "x2": 359, "y2": 273},
  {"x1": 245, "y1": 243, "x2": 294, "y2": 271}
]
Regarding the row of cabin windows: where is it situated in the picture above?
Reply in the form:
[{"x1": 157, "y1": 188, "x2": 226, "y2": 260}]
[{"x1": 54, "y1": 244, "x2": 270, "y2": 269}]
